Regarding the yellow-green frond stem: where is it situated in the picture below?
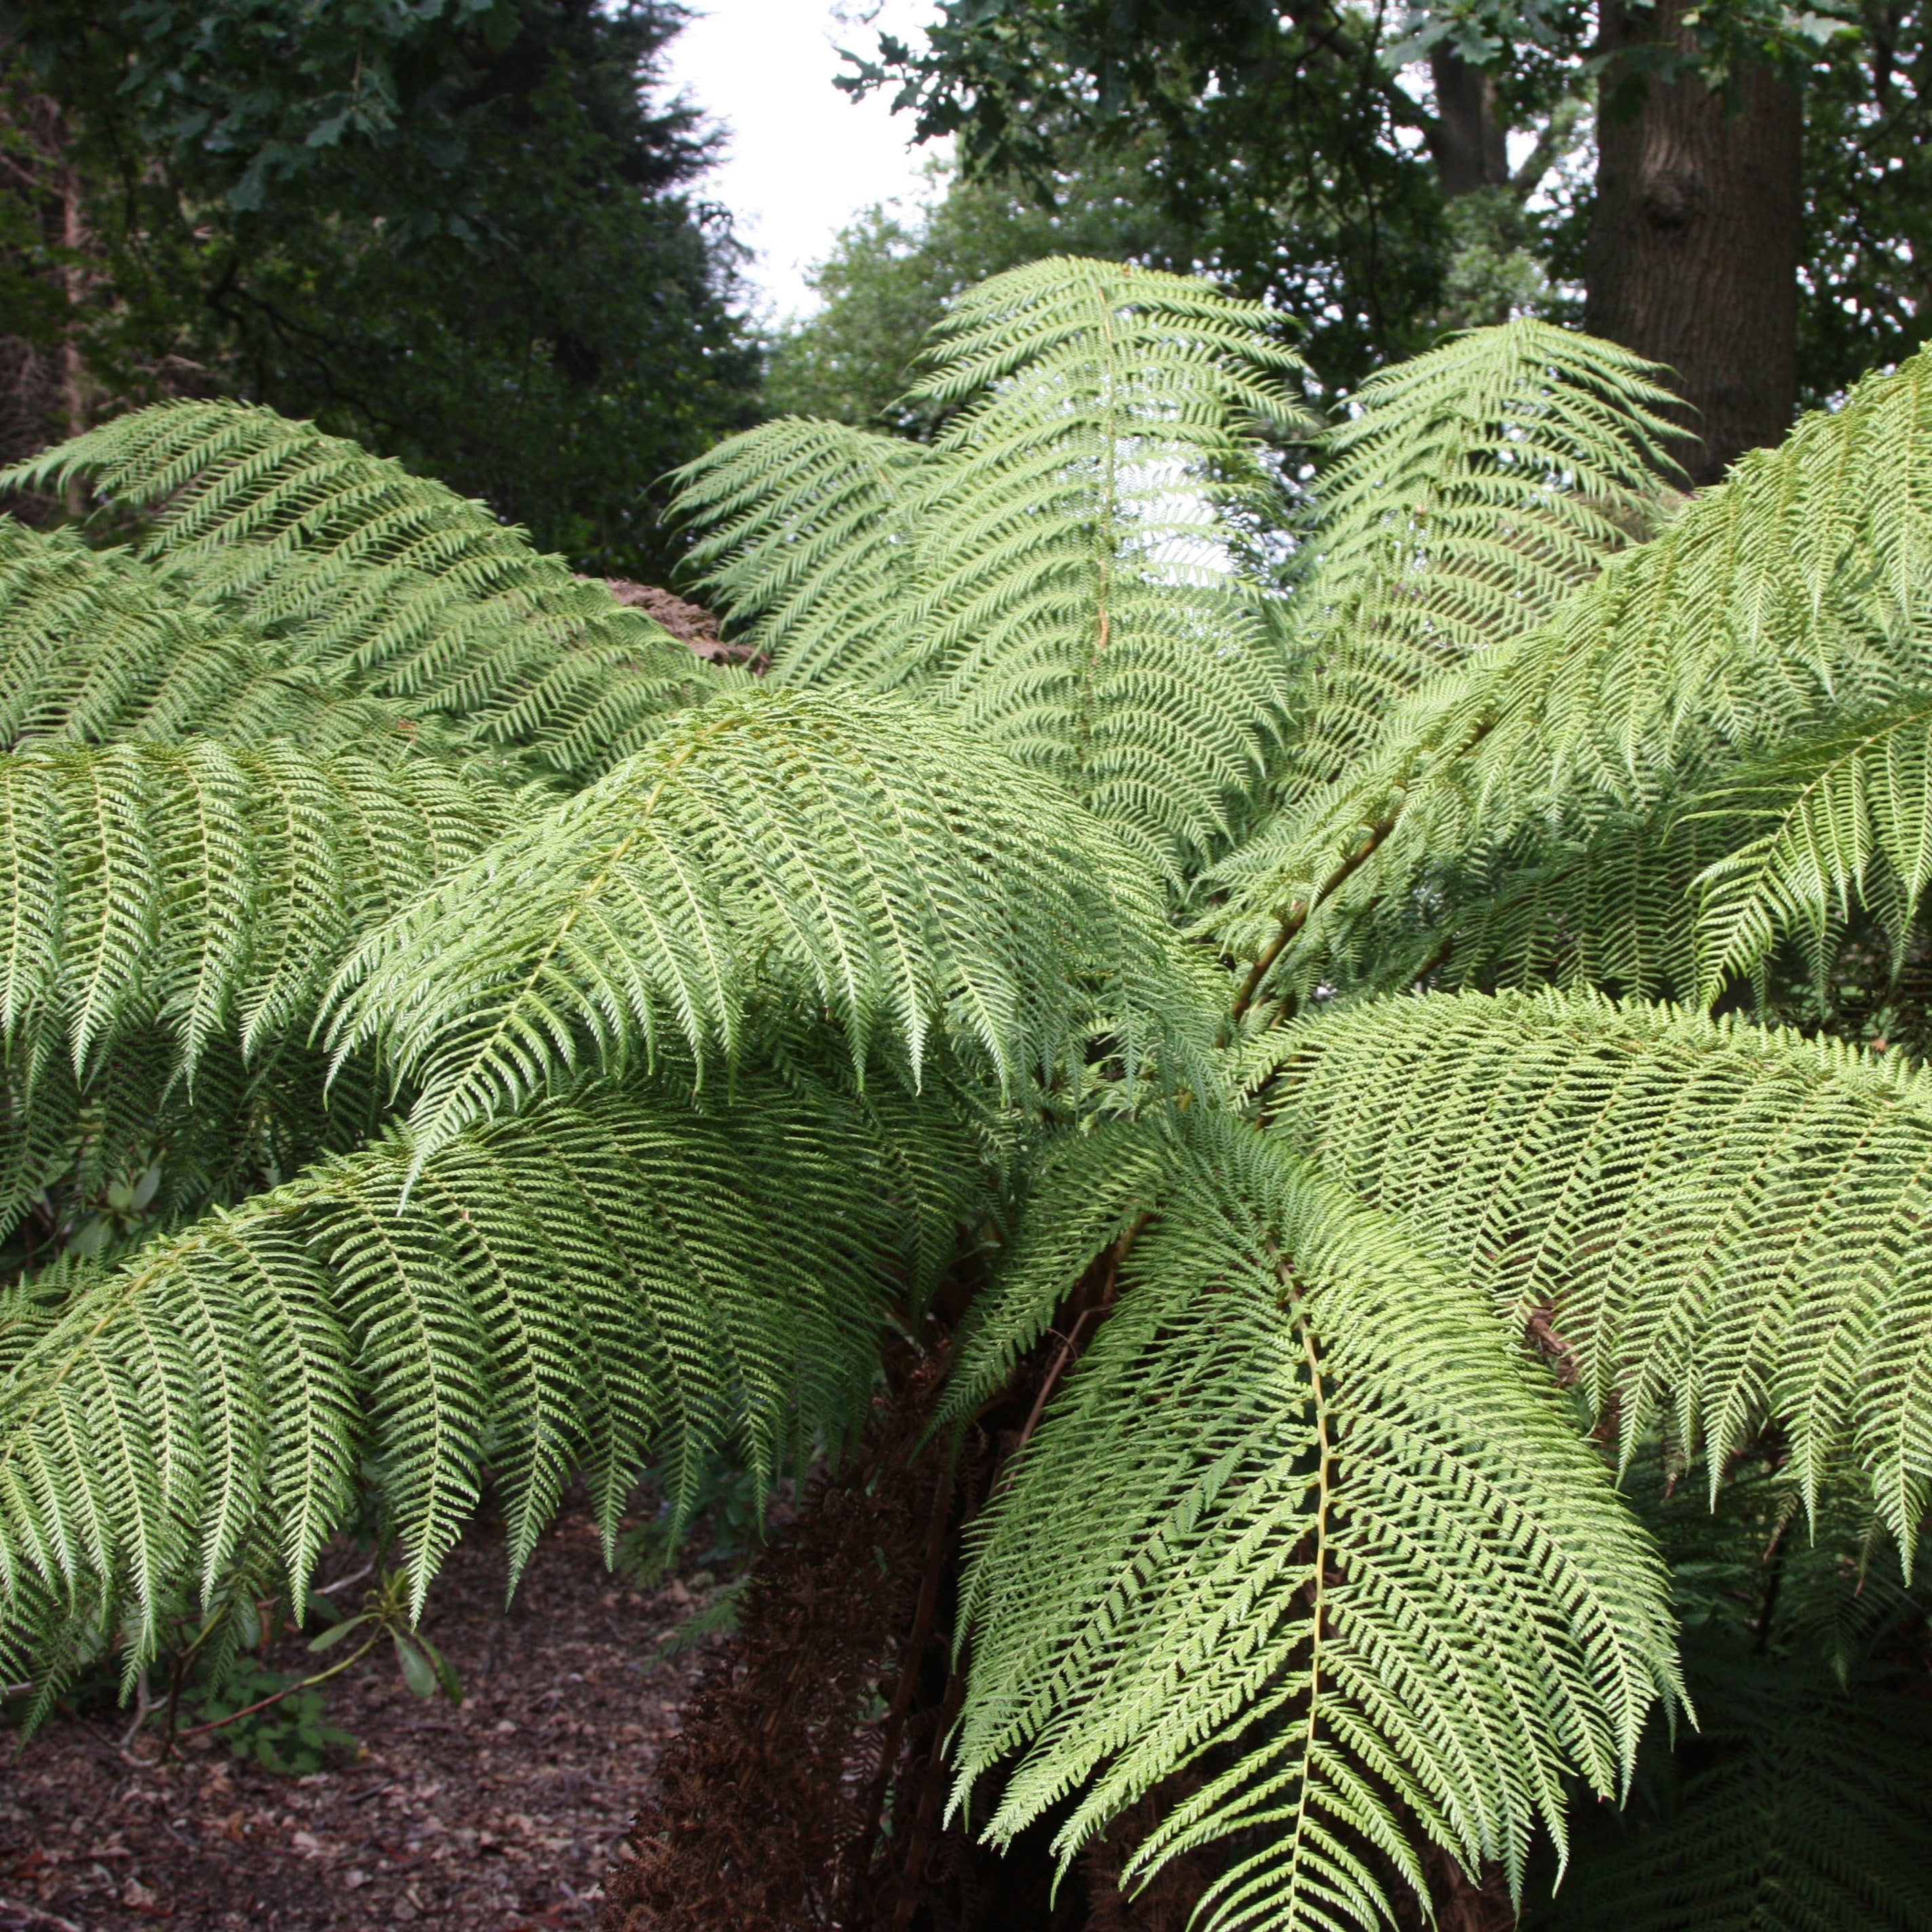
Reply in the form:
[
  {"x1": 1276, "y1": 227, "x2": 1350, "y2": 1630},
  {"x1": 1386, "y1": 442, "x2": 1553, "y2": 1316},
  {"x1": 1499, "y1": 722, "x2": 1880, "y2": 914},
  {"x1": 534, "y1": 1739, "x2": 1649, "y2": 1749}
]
[{"x1": 950, "y1": 1112, "x2": 1678, "y2": 1932}]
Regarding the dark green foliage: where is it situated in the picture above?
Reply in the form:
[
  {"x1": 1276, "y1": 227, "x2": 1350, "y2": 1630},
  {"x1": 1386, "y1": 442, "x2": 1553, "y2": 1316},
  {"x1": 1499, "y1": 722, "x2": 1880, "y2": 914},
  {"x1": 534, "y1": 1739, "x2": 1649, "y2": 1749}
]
[
  {"x1": 841, "y1": 1, "x2": 1454, "y2": 386},
  {"x1": 190, "y1": 1656, "x2": 359, "y2": 1775},
  {"x1": 1530, "y1": 1459, "x2": 1932, "y2": 1932},
  {"x1": 1800, "y1": 0, "x2": 1932, "y2": 405},
  {"x1": 1, "y1": 0, "x2": 760, "y2": 577},
  {"x1": 845, "y1": 0, "x2": 1929, "y2": 410},
  {"x1": 1530, "y1": 1646, "x2": 1932, "y2": 1931}
]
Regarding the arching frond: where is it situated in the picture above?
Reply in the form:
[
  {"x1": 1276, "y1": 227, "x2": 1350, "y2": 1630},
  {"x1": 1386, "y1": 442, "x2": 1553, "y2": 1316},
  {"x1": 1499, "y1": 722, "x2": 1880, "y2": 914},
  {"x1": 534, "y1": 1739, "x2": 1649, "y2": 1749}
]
[
  {"x1": 674, "y1": 258, "x2": 1311, "y2": 868},
  {"x1": 1213, "y1": 348, "x2": 1932, "y2": 1005},
  {"x1": 950, "y1": 1112, "x2": 1677, "y2": 1932},
  {"x1": 1308, "y1": 812, "x2": 1720, "y2": 1005},
  {"x1": 674, "y1": 417, "x2": 942, "y2": 684},
  {"x1": 0, "y1": 518, "x2": 417, "y2": 752},
  {"x1": 1686, "y1": 694, "x2": 1932, "y2": 1000},
  {"x1": 1259, "y1": 987, "x2": 1932, "y2": 1547},
  {"x1": 911, "y1": 259, "x2": 1309, "y2": 864},
  {"x1": 3, "y1": 402, "x2": 724, "y2": 775},
  {"x1": 1287, "y1": 321, "x2": 1678, "y2": 788},
  {"x1": 326, "y1": 684, "x2": 1203, "y2": 1174},
  {"x1": 0, "y1": 737, "x2": 515, "y2": 1085},
  {"x1": 1237, "y1": 690, "x2": 1932, "y2": 1018},
  {"x1": 0, "y1": 1067, "x2": 989, "y2": 1674}
]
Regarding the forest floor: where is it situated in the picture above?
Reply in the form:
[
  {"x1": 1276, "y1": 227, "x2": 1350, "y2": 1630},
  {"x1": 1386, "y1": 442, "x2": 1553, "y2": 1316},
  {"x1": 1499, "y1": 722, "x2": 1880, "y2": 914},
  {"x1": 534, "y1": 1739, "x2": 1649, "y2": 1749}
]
[{"x1": 0, "y1": 1504, "x2": 721, "y2": 1932}]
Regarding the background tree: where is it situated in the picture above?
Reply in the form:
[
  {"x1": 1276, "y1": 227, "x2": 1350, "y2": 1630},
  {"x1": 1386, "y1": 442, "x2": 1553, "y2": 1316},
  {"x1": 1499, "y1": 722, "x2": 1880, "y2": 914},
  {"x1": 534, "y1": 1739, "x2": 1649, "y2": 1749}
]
[
  {"x1": 851, "y1": 0, "x2": 1928, "y2": 476},
  {"x1": 0, "y1": 0, "x2": 760, "y2": 577},
  {"x1": 765, "y1": 144, "x2": 1197, "y2": 427}
]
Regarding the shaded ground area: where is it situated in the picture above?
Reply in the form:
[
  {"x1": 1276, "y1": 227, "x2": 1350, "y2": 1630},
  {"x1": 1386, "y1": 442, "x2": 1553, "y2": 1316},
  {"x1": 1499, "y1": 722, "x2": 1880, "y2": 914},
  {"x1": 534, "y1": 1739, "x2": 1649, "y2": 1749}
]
[{"x1": 1, "y1": 1508, "x2": 716, "y2": 1931}]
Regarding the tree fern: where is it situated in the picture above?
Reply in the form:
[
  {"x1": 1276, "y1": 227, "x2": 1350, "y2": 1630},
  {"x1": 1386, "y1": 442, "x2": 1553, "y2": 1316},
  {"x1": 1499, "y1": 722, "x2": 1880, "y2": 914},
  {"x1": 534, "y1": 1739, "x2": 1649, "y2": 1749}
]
[
  {"x1": 1687, "y1": 694, "x2": 1932, "y2": 1000},
  {"x1": 950, "y1": 1111, "x2": 1678, "y2": 1932},
  {"x1": 0, "y1": 737, "x2": 515, "y2": 1085},
  {"x1": 1213, "y1": 347, "x2": 1932, "y2": 1007},
  {"x1": 672, "y1": 416, "x2": 943, "y2": 685},
  {"x1": 0, "y1": 1032, "x2": 393, "y2": 1259},
  {"x1": 1254, "y1": 687, "x2": 1932, "y2": 1013},
  {"x1": 0, "y1": 519, "x2": 412, "y2": 752},
  {"x1": 5, "y1": 267, "x2": 1932, "y2": 1931}
]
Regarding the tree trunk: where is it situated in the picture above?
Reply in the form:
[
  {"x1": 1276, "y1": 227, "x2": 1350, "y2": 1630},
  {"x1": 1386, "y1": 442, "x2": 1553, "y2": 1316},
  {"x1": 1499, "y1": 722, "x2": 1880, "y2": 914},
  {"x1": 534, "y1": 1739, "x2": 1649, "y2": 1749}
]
[
  {"x1": 1585, "y1": 0, "x2": 1802, "y2": 484},
  {"x1": 1427, "y1": 52, "x2": 1509, "y2": 198}
]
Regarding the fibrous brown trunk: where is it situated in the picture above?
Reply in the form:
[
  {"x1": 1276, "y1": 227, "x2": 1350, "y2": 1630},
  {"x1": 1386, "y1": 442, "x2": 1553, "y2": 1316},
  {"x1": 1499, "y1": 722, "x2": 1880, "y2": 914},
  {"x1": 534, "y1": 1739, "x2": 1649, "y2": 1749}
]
[{"x1": 1585, "y1": 0, "x2": 1802, "y2": 484}]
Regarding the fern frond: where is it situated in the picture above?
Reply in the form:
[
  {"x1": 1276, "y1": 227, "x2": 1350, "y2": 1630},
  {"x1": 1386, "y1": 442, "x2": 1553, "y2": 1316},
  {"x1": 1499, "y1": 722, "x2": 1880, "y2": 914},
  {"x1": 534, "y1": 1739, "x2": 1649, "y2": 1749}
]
[
  {"x1": 1213, "y1": 348, "x2": 1932, "y2": 1003},
  {"x1": 0, "y1": 737, "x2": 515, "y2": 1085},
  {"x1": 674, "y1": 417, "x2": 942, "y2": 685},
  {"x1": 4, "y1": 402, "x2": 723, "y2": 775},
  {"x1": 950, "y1": 1111, "x2": 1677, "y2": 1932},
  {"x1": 912, "y1": 260, "x2": 1309, "y2": 865},
  {"x1": 1286, "y1": 321, "x2": 1678, "y2": 788},
  {"x1": 1686, "y1": 694, "x2": 1932, "y2": 1000},
  {"x1": 326, "y1": 685, "x2": 1201, "y2": 1174},
  {"x1": 674, "y1": 259, "x2": 1310, "y2": 867},
  {"x1": 1308, "y1": 812, "x2": 1724, "y2": 1005},
  {"x1": 1260, "y1": 986, "x2": 1932, "y2": 1547},
  {"x1": 0, "y1": 1068, "x2": 986, "y2": 1657},
  {"x1": 0, "y1": 1034, "x2": 393, "y2": 1250},
  {"x1": 0, "y1": 518, "x2": 377, "y2": 751}
]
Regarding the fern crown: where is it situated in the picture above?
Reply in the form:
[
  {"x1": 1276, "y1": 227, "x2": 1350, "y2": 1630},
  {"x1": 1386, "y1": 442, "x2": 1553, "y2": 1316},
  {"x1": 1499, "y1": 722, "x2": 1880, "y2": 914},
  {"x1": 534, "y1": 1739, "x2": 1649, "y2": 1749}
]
[{"x1": 5, "y1": 259, "x2": 1932, "y2": 1932}]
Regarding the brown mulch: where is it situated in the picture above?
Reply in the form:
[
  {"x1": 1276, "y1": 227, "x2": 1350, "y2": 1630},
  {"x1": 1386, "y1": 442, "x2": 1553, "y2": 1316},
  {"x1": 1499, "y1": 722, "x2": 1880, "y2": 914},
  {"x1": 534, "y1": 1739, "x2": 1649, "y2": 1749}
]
[
  {"x1": 1, "y1": 1509, "x2": 718, "y2": 1932},
  {"x1": 597, "y1": 581, "x2": 767, "y2": 670}
]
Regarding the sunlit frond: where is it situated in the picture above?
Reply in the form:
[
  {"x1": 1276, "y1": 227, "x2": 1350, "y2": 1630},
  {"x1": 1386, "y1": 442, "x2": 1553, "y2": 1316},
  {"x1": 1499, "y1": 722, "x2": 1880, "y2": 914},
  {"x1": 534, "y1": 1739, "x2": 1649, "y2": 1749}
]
[{"x1": 951, "y1": 1112, "x2": 1677, "y2": 1932}]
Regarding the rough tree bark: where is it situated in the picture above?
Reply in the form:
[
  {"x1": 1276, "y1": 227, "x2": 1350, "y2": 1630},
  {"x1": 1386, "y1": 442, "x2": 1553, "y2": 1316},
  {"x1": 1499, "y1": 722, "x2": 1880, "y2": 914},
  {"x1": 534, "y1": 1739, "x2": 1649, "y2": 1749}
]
[
  {"x1": 1427, "y1": 51, "x2": 1510, "y2": 197},
  {"x1": 1585, "y1": 0, "x2": 1803, "y2": 484}
]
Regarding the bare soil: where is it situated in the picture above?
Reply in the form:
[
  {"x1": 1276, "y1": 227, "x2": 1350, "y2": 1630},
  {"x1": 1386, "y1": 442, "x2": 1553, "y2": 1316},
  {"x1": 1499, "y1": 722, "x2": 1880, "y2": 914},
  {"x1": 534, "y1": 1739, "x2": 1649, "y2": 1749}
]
[{"x1": 1, "y1": 1508, "x2": 715, "y2": 1932}]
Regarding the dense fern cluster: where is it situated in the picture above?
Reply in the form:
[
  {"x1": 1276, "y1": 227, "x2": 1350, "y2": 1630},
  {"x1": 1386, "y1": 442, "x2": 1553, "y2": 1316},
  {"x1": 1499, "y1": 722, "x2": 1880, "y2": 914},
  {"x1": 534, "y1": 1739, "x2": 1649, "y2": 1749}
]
[
  {"x1": 1213, "y1": 349, "x2": 1932, "y2": 1009},
  {"x1": 4, "y1": 260, "x2": 1931, "y2": 1931}
]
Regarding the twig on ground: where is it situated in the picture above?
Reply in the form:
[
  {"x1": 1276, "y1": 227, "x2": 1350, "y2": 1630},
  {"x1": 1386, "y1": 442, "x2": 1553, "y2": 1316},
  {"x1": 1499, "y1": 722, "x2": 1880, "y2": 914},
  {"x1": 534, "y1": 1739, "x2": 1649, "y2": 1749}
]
[
  {"x1": 311, "y1": 1562, "x2": 378, "y2": 1599},
  {"x1": 0, "y1": 1895, "x2": 85, "y2": 1932}
]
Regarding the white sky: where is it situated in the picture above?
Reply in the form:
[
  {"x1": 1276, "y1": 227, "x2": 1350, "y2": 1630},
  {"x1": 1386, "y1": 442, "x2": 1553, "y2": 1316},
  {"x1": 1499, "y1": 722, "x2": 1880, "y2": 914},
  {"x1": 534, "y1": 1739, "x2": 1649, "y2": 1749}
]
[{"x1": 663, "y1": 0, "x2": 952, "y2": 323}]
